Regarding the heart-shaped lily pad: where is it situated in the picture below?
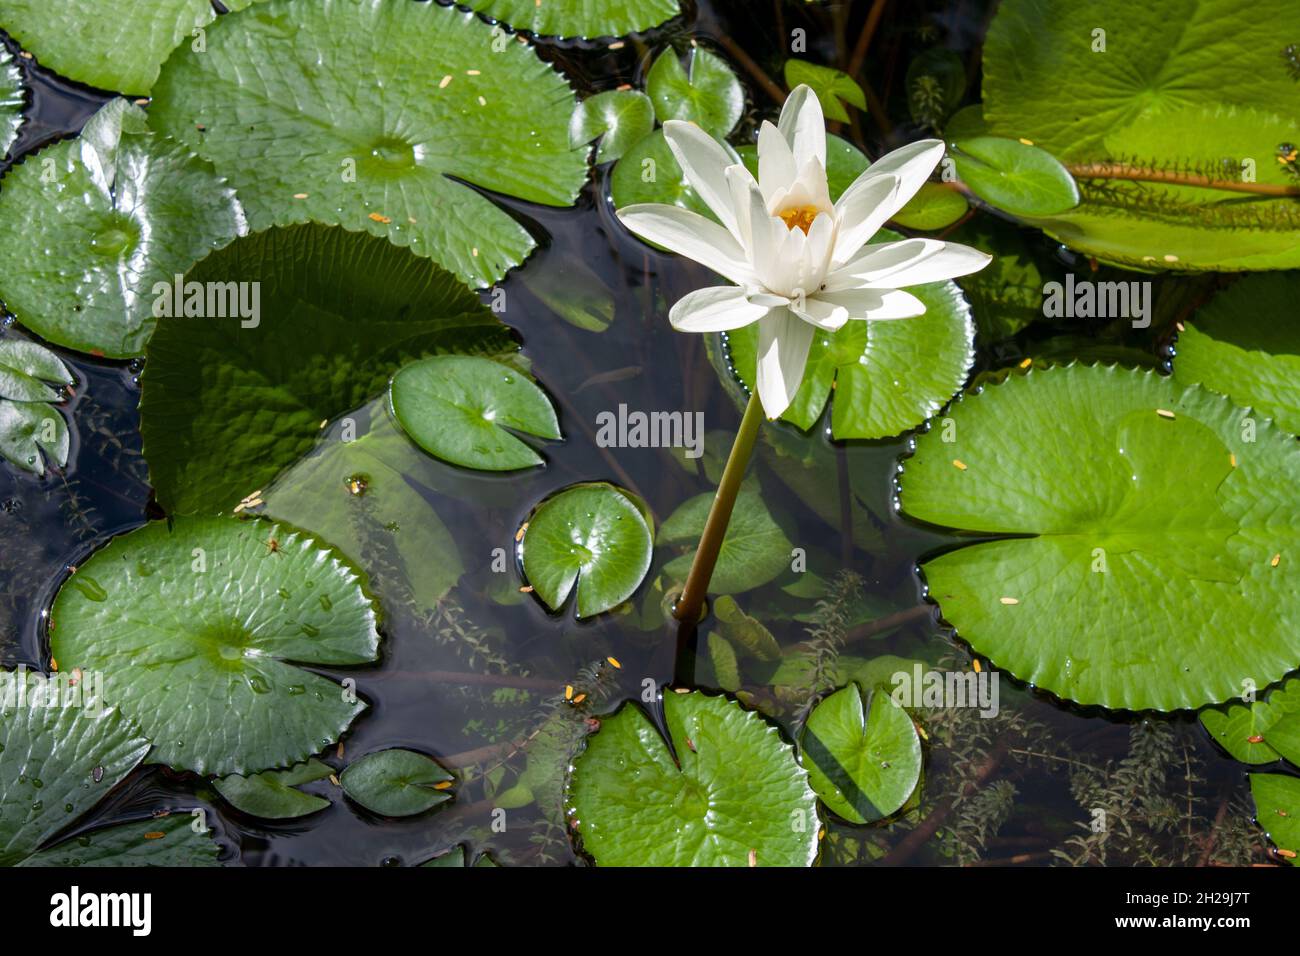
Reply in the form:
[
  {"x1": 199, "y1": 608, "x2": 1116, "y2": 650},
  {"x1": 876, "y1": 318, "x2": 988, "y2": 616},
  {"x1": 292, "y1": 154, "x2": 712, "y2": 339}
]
[
  {"x1": 139, "y1": 224, "x2": 517, "y2": 516},
  {"x1": 949, "y1": 136, "x2": 1079, "y2": 217},
  {"x1": 519, "y1": 482, "x2": 653, "y2": 618},
  {"x1": 0, "y1": 98, "x2": 246, "y2": 357},
  {"x1": 460, "y1": 0, "x2": 680, "y2": 38},
  {"x1": 570, "y1": 90, "x2": 655, "y2": 165},
  {"x1": 1250, "y1": 773, "x2": 1300, "y2": 865},
  {"x1": 800, "y1": 683, "x2": 922, "y2": 824},
  {"x1": 1201, "y1": 678, "x2": 1300, "y2": 765},
  {"x1": 724, "y1": 231, "x2": 976, "y2": 439},
  {"x1": 150, "y1": 0, "x2": 588, "y2": 288},
  {"x1": 0, "y1": 337, "x2": 73, "y2": 475},
  {"x1": 659, "y1": 484, "x2": 792, "y2": 595},
  {"x1": 646, "y1": 46, "x2": 743, "y2": 138},
  {"x1": 390, "y1": 355, "x2": 561, "y2": 471},
  {"x1": 0, "y1": 48, "x2": 24, "y2": 157},
  {"x1": 900, "y1": 364, "x2": 1300, "y2": 712},
  {"x1": 48, "y1": 516, "x2": 381, "y2": 776},
  {"x1": 567, "y1": 691, "x2": 820, "y2": 866},
  {"x1": 0, "y1": 0, "x2": 258, "y2": 94},
  {"x1": 340, "y1": 749, "x2": 453, "y2": 817},
  {"x1": 1174, "y1": 274, "x2": 1300, "y2": 435},
  {"x1": 215, "y1": 758, "x2": 334, "y2": 820}
]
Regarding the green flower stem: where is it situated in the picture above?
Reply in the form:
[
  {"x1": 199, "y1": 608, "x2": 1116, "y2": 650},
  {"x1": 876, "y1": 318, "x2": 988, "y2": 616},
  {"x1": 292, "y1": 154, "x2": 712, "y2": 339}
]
[{"x1": 673, "y1": 391, "x2": 765, "y2": 624}]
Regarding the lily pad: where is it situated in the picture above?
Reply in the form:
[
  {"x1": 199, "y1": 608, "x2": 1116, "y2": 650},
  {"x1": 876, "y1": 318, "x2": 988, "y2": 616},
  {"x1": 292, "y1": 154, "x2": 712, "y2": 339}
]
[
  {"x1": 1250, "y1": 773, "x2": 1300, "y2": 865},
  {"x1": 1200, "y1": 679, "x2": 1300, "y2": 765},
  {"x1": 707, "y1": 631, "x2": 742, "y2": 692},
  {"x1": 724, "y1": 231, "x2": 976, "y2": 439},
  {"x1": 390, "y1": 355, "x2": 561, "y2": 471},
  {"x1": 611, "y1": 128, "x2": 717, "y2": 217},
  {"x1": 21, "y1": 814, "x2": 220, "y2": 867},
  {"x1": 48, "y1": 516, "x2": 381, "y2": 776},
  {"x1": 567, "y1": 691, "x2": 820, "y2": 866},
  {"x1": 139, "y1": 224, "x2": 516, "y2": 516},
  {"x1": 801, "y1": 683, "x2": 923, "y2": 824},
  {"x1": 660, "y1": 484, "x2": 792, "y2": 595},
  {"x1": 263, "y1": 402, "x2": 464, "y2": 615},
  {"x1": 570, "y1": 90, "x2": 656, "y2": 165},
  {"x1": 713, "y1": 594, "x2": 781, "y2": 660},
  {"x1": 519, "y1": 482, "x2": 653, "y2": 618},
  {"x1": 215, "y1": 758, "x2": 334, "y2": 820},
  {"x1": 419, "y1": 844, "x2": 498, "y2": 867},
  {"x1": 890, "y1": 183, "x2": 969, "y2": 231},
  {"x1": 340, "y1": 749, "x2": 453, "y2": 817},
  {"x1": 899, "y1": 364, "x2": 1300, "y2": 711},
  {"x1": 150, "y1": 0, "x2": 588, "y2": 289},
  {"x1": 949, "y1": 136, "x2": 1079, "y2": 217},
  {"x1": 1173, "y1": 274, "x2": 1300, "y2": 435},
  {"x1": 0, "y1": 48, "x2": 24, "y2": 157},
  {"x1": 0, "y1": 337, "x2": 73, "y2": 475},
  {"x1": 461, "y1": 0, "x2": 679, "y2": 38},
  {"x1": 0, "y1": 0, "x2": 257, "y2": 94},
  {"x1": 0, "y1": 98, "x2": 245, "y2": 358},
  {"x1": 645, "y1": 46, "x2": 743, "y2": 138},
  {"x1": 783, "y1": 59, "x2": 865, "y2": 123}
]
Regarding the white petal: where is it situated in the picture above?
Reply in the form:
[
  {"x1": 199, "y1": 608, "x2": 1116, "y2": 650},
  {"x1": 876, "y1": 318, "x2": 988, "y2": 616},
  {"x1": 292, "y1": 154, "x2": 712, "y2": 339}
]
[
  {"x1": 839, "y1": 139, "x2": 946, "y2": 211},
  {"x1": 817, "y1": 287, "x2": 927, "y2": 321},
  {"x1": 756, "y1": 121, "x2": 796, "y2": 205},
  {"x1": 790, "y1": 295, "x2": 849, "y2": 330},
  {"x1": 831, "y1": 173, "x2": 900, "y2": 266},
  {"x1": 755, "y1": 308, "x2": 816, "y2": 418},
  {"x1": 617, "y1": 204, "x2": 755, "y2": 286},
  {"x1": 669, "y1": 286, "x2": 770, "y2": 332},
  {"x1": 777, "y1": 85, "x2": 826, "y2": 174},
  {"x1": 826, "y1": 238, "x2": 991, "y2": 291},
  {"x1": 662, "y1": 120, "x2": 742, "y2": 239},
  {"x1": 725, "y1": 163, "x2": 758, "y2": 252},
  {"x1": 729, "y1": 166, "x2": 785, "y2": 285},
  {"x1": 799, "y1": 211, "x2": 835, "y2": 290}
]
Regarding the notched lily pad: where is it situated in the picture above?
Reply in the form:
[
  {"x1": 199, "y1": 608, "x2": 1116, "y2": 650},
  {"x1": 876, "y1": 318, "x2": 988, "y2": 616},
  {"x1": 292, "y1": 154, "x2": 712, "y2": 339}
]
[
  {"x1": 0, "y1": 338, "x2": 74, "y2": 475},
  {"x1": 570, "y1": 89, "x2": 655, "y2": 165},
  {"x1": 646, "y1": 46, "x2": 743, "y2": 138},
  {"x1": 519, "y1": 482, "x2": 653, "y2": 618},
  {"x1": 390, "y1": 355, "x2": 561, "y2": 471},
  {"x1": 48, "y1": 516, "x2": 381, "y2": 776},
  {"x1": 460, "y1": 0, "x2": 680, "y2": 38},
  {"x1": 801, "y1": 683, "x2": 923, "y2": 824},
  {"x1": 1250, "y1": 773, "x2": 1300, "y2": 865},
  {"x1": 567, "y1": 691, "x2": 820, "y2": 866},
  {"x1": 0, "y1": 48, "x2": 25, "y2": 158},
  {"x1": 215, "y1": 758, "x2": 334, "y2": 820},
  {"x1": 340, "y1": 748, "x2": 453, "y2": 817},
  {"x1": 1200, "y1": 678, "x2": 1300, "y2": 765}
]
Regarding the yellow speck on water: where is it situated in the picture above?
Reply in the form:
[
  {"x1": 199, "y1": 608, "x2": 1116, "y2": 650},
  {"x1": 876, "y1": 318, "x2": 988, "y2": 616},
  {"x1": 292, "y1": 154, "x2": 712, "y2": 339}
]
[
  {"x1": 293, "y1": 192, "x2": 308, "y2": 199},
  {"x1": 320, "y1": 420, "x2": 328, "y2": 429},
  {"x1": 1176, "y1": 321, "x2": 1185, "y2": 332},
  {"x1": 1019, "y1": 358, "x2": 1032, "y2": 368},
  {"x1": 143, "y1": 832, "x2": 165, "y2": 840},
  {"x1": 818, "y1": 828, "x2": 825, "y2": 840},
  {"x1": 953, "y1": 459, "x2": 968, "y2": 471},
  {"x1": 675, "y1": 687, "x2": 690, "y2": 694},
  {"x1": 1156, "y1": 408, "x2": 1175, "y2": 419},
  {"x1": 439, "y1": 75, "x2": 452, "y2": 88},
  {"x1": 1279, "y1": 848, "x2": 1298, "y2": 859},
  {"x1": 1018, "y1": 137, "x2": 1034, "y2": 146},
  {"x1": 515, "y1": 522, "x2": 528, "y2": 542},
  {"x1": 572, "y1": 693, "x2": 587, "y2": 704},
  {"x1": 973, "y1": 659, "x2": 982, "y2": 673},
  {"x1": 519, "y1": 585, "x2": 534, "y2": 593},
  {"x1": 50, "y1": 658, "x2": 58, "y2": 671},
  {"x1": 434, "y1": 781, "x2": 453, "y2": 790},
  {"x1": 609, "y1": 41, "x2": 626, "y2": 50},
  {"x1": 565, "y1": 684, "x2": 573, "y2": 700},
  {"x1": 1000, "y1": 596, "x2": 1020, "y2": 605},
  {"x1": 337, "y1": 742, "x2": 345, "y2": 759},
  {"x1": 1272, "y1": 553, "x2": 1282, "y2": 568},
  {"x1": 607, "y1": 656, "x2": 622, "y2": 669},
  {"x1": 916, "y1": 723, "x2": 929, "y2": 741},
  {"x1": 329, "y1": 774, "x2": 341, "y2": 787}
]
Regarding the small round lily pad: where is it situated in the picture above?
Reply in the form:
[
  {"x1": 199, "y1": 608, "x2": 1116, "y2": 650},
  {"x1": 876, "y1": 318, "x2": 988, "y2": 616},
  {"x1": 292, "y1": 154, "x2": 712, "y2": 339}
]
[{"x1": 340, "y1": 749, "x2": 453, "y2": 817}]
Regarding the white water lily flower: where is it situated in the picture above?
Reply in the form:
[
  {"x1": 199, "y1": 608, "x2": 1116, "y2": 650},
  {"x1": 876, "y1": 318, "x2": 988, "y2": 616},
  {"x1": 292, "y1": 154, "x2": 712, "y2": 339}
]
[{"x1": 617, "y1": 84, "x2": 991, "y2": 419}]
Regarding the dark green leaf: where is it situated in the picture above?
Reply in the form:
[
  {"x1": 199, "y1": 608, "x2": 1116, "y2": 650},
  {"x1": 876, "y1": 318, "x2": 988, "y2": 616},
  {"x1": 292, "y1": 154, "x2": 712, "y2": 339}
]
[
  {"x1": 570, "y1": 90, "x2": 655, "y2": 164},
  {"x1": 215, "y1": 759, "x2": 334, "y2": 819},
  {"x1": 340, "y1": 749, "x2": 453, "y2": 817},
  {"x1": 646, "y1": 46, "x2": 743, "y2": 138}
]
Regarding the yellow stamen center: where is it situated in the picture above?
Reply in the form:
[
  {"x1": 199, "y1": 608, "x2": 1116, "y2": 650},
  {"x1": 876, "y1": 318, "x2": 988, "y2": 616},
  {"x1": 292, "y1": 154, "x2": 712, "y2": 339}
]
[{"x1": 778, "y1": 205, "x2": 820, "y2": 234}]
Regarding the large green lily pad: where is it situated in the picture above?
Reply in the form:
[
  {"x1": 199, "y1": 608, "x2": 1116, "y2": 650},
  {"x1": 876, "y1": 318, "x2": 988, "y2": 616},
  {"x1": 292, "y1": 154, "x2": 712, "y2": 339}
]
[
  {"x1": 22, "y1": 814, "x2": 220, "y2": 867},
  {"x1": 567, "y1": 692, "x2": 820, "y2": 866},
  {"x1": 801, "y1": 683, "x2": 923, "y2": 824},
  {"x1": 150, "y1": 0, "x2": 588, "y2": 288},
  {"x1": 0, "y1": 99, "x2": 245, "y2": 357},
  {"x1": 1250, "y1": 773, "x2": 1300, "y2": 865},
  {"x1": 48, "y1": 516, "x2": 381, "y2": 776},
  {"x1": 390, "y1": 355, "x2": 560, "y2": 471},
  {"x1": 461, "y1": 0, "x2": 680, "y2": 39},
  {"x1": 139, "y1": 225, "x2": 516, "y2": 516},
  {"x1": 519, "y1": 482, "x2": 653, "y2": 618},
  {"x1": 1174, "y1": 274, "x2": 1300, "y2": 435},
  {"x1": 899, "y1": 364, "x2": 1300, "y2": 712}
]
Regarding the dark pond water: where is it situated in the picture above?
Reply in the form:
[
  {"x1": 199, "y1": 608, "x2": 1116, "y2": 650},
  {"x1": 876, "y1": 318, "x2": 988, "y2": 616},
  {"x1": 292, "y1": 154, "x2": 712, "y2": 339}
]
[{"x1": 0, "y1": 0, "x2": 1265, "y2": 867}]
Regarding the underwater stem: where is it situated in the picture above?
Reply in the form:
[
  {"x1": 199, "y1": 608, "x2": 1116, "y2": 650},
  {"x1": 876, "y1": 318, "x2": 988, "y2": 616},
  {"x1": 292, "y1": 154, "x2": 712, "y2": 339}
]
[
  {"x1": 672, "y1": 391, "x2": 765, "y2": 624},
  {"x1": 1067, "y1": 163, "x2": 1300, "y2": 197}
]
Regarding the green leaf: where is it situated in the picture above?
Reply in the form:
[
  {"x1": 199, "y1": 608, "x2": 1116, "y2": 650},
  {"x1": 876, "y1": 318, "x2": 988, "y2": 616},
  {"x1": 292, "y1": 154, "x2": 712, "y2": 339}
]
[
  {"x1": 139, "y1": 225, "x2": 516, "y2": 516},
  {"x1": 1200, "y1": 679, "x2": 1300, "y2": 765},
  {"x1": 340, "y1": 749, "x2": 453, "y2": 817},
  {"x1": 0, "y1": 99, "x2": 245, "y2": 358},
  {"x1": 263, "y1": 401, "x2": 464, "y2": 615},
  {"x1": 723, "y1": 231, "x2": 976, "y2": 439},
  {"x1": 1265, "y1": 708, "x2": 1300, "y2": 768},
  {"x1": 890, "y1": 183, "x2": 969, "y2": 231},
  {"x1": 150, "y1": 0, "x2": 588, "y2": 289},
  {"x1": 1250, "y1": 773, "x2": 1300, "y2": 864},
  {"x1": 419, "y1": 844, "x2": 498, "y2": 867},
  {"x1": 0, "y1": 668, "x2": 150, "y2": 866},
  {"x1": 460, "y1": 0, "x2": 679, "y2": 38},
  {"x1": 783, "y1": 59, "x2": 865, "y2": 123},
  {"x1": 0, "y1": 48, "x2": 24, "y2": 157},
  {"x1": 519, "y1": 482, "x2": 653, "y2": 618},
  {"x1": 570, "y1": 90, "x2": 655, "y2": 165},
  {"x1": 390, "y1": 355, "x2": 560, "y2": 471},
  {"x1": 21, "y1": 814, "x2": 220, "y2": 867},
  {"x1": 0, "y1": 0, "x2": 257, "y2": 95},
  {"x1": 900, "y1": 364, "x2": 1300, "y2": 712},
  {"x1": 1173, "y1": 274, "x2": 1300, "y2": 435},
  {"x1": 519, "y1": 254, "x2": 617, "y2": 332},
  {"x1": 660, "y1": 484, "x2": 792, "y2": 595},
  {"x1": 0, "y1": 339, "x2": 73, "y2": 403},
  {"x1": 712, "y1": 595, "x2": 781, "y2": 661},
  {"x1": 707, "y1": 632, "x2": 742, "y2": 692},
  {"x1": 950, "y1": 136, "x2": 1079, "y2": 217},
  {"x1": 0, "y1": 399, "x2": 69, "y2": 475},
  {"x1": 646, "y1": 46, "x2": 744, "y2": 138},
  {"x1": 801, "y1": 683, "x2": 923, "y2": 824},
  {"x1": 567, "y1": 692, "x2": 820, "y2": 866},
  {"x1": 48, "y1": 516, "x2": 381, "y2": 776},
  {"x1": 610, "y1": 128, "x2": 716, "y2": 219},
  {"x1": 215, "y1": 758, "x2": 334, "y2": 820}
]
